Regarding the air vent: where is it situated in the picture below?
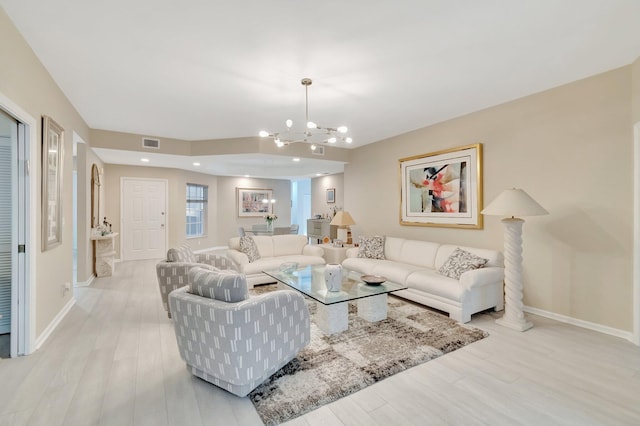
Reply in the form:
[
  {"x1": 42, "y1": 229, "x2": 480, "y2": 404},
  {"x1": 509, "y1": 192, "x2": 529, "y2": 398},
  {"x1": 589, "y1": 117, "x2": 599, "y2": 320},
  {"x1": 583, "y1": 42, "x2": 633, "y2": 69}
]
[
  {"x1": 142, "y1": 137, "x2": 160, "y2": 149},
  {"x1": 312, "y1": 146, "x2": 325, "y2": 156}
]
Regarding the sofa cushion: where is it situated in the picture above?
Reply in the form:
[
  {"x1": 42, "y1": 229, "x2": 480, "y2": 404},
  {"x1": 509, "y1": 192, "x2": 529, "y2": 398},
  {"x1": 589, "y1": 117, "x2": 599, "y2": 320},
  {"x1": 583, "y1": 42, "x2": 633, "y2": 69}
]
[
  {"x1": 188, "y1": 266, "x2": 249, "y2": 303},
  {"x1": 358, "y1": 236, "x2": 385, "y2": 259},
  {"x1": 272, "y1": 235, "x2": 309, "y2": 256},
  {"x1": 167, "y1": 245, "x2": 196, "y2": 263},
  {"x1": 239, "y1": 236, "x2": 261, "y2": 262},
  {"x1": 240, "y1": 255, "x2": 325, "y2": 275},
  {"x1": 342, "y1": 257, "x2": 380, "y2": 275},
  {"x1": 396, "y1": 239, "x2": 441, "y2": 269},
  {"x1": 369, "y1": 260, "x2": 425, "y2": 285},
  {"x1": 438, "y1": 248, "x2": 488, "y2": 280},
  {"x1": 406, "y1": 269, "x2": 465, "y2": 302}
]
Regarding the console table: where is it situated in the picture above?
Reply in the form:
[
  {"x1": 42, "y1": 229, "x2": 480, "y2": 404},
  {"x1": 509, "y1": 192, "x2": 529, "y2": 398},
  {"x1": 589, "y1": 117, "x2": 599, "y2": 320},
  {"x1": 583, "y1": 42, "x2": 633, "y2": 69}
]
[
  {"x1": 307, "y1": 219, "x2": 337, "y2": 243},
  {"x1": 91, "y1": 232, "x2": 118, "y2": 277}
]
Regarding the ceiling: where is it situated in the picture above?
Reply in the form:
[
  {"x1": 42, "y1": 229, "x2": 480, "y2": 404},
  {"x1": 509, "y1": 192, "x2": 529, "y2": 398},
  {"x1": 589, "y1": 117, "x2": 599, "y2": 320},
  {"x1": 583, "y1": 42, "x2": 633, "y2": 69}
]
[{"x1": 2, "y1": 0, "x2": 640, "y2": 178}]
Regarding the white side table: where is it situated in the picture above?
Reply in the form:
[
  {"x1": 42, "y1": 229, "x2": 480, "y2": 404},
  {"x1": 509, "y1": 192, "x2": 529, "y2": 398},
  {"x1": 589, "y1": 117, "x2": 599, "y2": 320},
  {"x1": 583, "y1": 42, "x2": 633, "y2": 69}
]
[{"x1": 319, "y1": 244, "x2": 353, "y2": 264}]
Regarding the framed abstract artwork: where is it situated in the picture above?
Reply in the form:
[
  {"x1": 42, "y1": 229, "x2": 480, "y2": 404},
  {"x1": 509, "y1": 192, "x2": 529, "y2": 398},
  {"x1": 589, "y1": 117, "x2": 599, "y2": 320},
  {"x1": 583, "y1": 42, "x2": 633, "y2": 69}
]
[
  {"x1": 42, "y1": 115, "x2": 64, "y2": 250},
  {"x1": 237, "y1": 188, "x2": 273, "y2": 217},
  {"x1": 399, "y1": 143, "x2": 483, "y2": 229}
]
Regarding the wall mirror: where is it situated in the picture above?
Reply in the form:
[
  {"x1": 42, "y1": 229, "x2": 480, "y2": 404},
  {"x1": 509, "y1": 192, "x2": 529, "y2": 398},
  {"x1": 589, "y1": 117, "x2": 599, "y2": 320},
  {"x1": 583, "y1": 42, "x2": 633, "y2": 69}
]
[{"x1": 91, "y1": 163, "x2": 100, "y2": 228}]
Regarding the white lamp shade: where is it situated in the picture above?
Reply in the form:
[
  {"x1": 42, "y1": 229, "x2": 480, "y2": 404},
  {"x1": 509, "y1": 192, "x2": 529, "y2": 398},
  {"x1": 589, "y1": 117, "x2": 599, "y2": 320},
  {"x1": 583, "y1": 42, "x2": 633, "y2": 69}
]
[
  {"x1": 481, "y1": 188, "x2": 548, "y2": 218},
  {"x1": 330, "y1": 211, "x2": 356, "y2": 226}
]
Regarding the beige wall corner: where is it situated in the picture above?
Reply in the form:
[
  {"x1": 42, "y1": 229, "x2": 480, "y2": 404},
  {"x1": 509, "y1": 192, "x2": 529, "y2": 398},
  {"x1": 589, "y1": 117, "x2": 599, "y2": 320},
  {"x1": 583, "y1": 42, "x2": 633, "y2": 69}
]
[{"x1": 345, "y1": 66, "x2": 634, "y2": 332}]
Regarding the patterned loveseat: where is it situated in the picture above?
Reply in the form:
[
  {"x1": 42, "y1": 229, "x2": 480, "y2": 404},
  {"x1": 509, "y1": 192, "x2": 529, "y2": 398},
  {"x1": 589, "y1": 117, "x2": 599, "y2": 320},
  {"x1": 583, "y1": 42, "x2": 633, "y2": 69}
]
[
  {"x1": 169, "y1": 266, "x2": 310, "y2": 397},
  {"x1": 156, "y1": 245, "x2": 238, "y2": 318}
]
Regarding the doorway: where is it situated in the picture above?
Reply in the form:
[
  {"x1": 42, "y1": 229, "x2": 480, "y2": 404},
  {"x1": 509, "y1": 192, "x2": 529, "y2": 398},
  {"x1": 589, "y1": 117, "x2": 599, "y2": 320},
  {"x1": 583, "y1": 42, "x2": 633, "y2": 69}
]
[
  {"x1": 121, "y1": 178, "x2": 167, "y2": 260},
  {"x1": 0, "y1": 105, "x2": 29, "y2": 358},
  {"x1": 291, "y1": 179, "x2": 311, "y2": 236}
]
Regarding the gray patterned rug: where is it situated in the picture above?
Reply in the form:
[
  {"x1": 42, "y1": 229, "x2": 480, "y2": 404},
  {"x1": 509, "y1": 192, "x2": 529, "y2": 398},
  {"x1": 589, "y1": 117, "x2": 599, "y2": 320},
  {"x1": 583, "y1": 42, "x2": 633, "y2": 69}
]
[{"x1": 248, "y1": 285, "x2": 488, "y2": 425}]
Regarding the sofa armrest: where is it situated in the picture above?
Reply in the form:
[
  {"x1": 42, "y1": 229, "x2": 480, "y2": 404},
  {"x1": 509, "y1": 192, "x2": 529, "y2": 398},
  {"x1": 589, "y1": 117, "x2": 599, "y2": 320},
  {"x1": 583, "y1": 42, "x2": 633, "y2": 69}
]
[
  {"x1": 459, "y1": 266, "x2": 504, "y2": 291},
  {"x1": 195, "y1": 252, "x2": 239, "y2": 271},
  {"x1": 302, "y1": 245, "x2": 324, "y2": 257},
  {"x1": 345, "y1": 247, "x2": 359, "y2": 258},
  {"x1": 226, "y1": 249, "x2": 249, "y2": 266}
]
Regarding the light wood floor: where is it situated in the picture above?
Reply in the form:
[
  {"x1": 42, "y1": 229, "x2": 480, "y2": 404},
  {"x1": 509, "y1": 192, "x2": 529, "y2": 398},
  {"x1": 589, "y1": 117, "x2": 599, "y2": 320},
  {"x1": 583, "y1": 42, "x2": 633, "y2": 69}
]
[{"x1": 0, "y1": 259, "x2": 639, "y2": 425}]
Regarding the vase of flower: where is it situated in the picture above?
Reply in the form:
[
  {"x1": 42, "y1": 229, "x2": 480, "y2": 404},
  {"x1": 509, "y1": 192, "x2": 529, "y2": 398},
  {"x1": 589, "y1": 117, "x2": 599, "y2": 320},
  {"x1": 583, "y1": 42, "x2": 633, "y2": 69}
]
[{"x1": 265, "y1": 213, "x2": 277, "y2": 232}]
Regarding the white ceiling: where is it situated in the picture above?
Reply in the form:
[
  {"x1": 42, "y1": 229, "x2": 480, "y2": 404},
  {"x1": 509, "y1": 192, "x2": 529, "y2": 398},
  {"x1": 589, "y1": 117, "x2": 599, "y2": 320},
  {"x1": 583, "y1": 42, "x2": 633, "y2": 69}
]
[{"x1": 2, "y1": 0, "x2": 640, "y2": 178}]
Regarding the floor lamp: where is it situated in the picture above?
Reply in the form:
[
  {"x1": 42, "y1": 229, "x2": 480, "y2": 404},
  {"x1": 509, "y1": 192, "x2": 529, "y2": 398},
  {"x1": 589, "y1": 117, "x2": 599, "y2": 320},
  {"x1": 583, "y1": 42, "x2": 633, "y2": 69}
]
[{"x1": 482, "y1": 189, "x2": 548, "y2": 331}]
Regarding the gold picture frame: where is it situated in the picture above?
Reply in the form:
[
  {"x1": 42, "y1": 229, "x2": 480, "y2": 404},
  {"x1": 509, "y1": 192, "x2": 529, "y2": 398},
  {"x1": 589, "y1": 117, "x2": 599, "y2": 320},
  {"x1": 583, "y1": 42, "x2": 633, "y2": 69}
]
[
  {"x1": 42, "y1": 115, "x2": 64, "y2": 250},
  {"x1": 399, "y1": 143, "x2": 483, "y2": 229}
]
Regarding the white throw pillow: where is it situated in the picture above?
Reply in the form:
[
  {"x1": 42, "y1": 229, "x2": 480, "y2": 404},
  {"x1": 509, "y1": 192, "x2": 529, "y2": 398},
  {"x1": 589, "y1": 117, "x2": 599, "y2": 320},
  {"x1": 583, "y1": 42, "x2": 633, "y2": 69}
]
[{"x1": 438, "y1": 248, "x2": 488, "y2": 280}]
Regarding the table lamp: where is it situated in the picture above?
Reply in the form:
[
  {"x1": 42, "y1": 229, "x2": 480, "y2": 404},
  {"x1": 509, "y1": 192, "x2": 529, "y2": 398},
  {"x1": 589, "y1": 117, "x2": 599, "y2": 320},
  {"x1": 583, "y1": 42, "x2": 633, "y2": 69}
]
[
  {"x1": 330, "y1": 211, "x2": 356, "y2": 244},
  {"x1": 482, "y1": 188, "x2": 548, "y2": 331}
]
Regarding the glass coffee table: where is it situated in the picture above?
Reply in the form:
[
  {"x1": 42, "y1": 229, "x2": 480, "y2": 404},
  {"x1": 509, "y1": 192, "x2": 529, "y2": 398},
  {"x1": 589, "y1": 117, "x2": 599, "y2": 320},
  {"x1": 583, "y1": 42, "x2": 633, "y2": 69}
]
[{"x1": 263, "y1": 264, "x2": 407, "y2": 334}]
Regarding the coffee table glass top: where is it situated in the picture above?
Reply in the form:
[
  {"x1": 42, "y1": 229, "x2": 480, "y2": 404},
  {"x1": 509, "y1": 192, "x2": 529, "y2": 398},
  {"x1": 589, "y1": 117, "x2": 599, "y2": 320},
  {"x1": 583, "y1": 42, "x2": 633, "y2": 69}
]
[{"x1": 263, "y1": 264, "x2": 407, "y2": 305}]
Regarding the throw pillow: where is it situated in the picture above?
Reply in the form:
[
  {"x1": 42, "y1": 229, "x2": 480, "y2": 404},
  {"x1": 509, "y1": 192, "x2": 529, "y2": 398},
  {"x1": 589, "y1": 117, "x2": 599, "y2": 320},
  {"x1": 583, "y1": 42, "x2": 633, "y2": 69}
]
[
  {"x1": 438, "y1": 248, "x2": 488, "y2": 280},
  {"x1": 239, "y1": 235, "x2": 261, "y2": 262},
  {"x1": 167, "y1": 245, "x2": 196, "y2": 263},
  {"x1": 188, "y1": 266, "x2": 249, "y2": 303},
  {"x1": 357, "y1": 236, "x2": 386, "y2": 260}
]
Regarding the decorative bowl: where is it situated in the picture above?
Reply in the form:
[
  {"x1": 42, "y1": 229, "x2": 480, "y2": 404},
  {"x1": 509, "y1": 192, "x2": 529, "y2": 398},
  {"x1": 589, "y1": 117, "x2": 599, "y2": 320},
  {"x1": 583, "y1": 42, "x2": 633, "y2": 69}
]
[{"x1": 361, "y1": 275, "x2": 386, "y2": 285}]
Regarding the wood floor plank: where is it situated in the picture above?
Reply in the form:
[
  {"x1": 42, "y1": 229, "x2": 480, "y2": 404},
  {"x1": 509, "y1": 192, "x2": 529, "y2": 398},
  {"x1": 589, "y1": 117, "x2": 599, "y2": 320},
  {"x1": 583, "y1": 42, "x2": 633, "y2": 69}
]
[{"x1": 0, "y1": 259, "x2": 637, "y2": 426}]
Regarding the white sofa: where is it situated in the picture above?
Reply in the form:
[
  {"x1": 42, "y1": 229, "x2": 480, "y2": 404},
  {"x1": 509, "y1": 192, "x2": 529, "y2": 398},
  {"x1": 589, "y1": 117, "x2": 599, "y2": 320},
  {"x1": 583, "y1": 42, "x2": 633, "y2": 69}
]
[
  {"x1": 342, "y1": 236, "x2": 504, "y2": 323},
  {"x1": 227, "y1": 235, "x2": 325, "y2": 287}
]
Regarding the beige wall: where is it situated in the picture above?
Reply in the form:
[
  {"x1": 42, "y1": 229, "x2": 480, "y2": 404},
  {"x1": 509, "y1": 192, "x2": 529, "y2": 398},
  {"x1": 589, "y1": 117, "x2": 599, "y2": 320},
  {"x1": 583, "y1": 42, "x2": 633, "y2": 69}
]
[
  {"x1": 344, "y1": 66, "x2": 634, "y2": 331},
  {"x1": 311, "y1": 174, "x2": 344, "y2": 219},
  {"x1": 633, "y1": 57, "x2": 640, "y2": 125},
  {"x1": 0, "y1": 8, "x2": 91, "y2": 338},
  {"x1": 217, "y1": 176, "x2": 292, "y2": 244},
  {"x1": 103, "y1": 165, "x2": 292, "y2": 254}
]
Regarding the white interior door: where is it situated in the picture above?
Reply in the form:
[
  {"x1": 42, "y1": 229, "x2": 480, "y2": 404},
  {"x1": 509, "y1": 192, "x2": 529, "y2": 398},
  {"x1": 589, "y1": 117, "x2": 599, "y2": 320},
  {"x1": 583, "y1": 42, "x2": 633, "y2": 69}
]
[{"x1": 121, "y1": 178, "x2": 167, "y2": 260}]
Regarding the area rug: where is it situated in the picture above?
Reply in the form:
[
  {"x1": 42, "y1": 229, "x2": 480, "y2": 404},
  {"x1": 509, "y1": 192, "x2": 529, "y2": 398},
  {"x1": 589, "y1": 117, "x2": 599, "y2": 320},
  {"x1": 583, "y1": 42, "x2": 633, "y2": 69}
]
[{"x1": 248, "y1": 285, "x2": 488, "y2": 425}]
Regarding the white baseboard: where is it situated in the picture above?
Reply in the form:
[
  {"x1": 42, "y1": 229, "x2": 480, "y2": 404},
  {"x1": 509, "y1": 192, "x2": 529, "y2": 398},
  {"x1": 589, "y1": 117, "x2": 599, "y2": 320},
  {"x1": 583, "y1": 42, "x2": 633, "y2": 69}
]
[
  {"x1": 524, "y1": 305, "x2": 634, "y2": 343},
  {"x1": 35, "y1": 297, "x2": 76, "y2": 350},
  {"x1": 74, "y1": 274, "x2": 95, "y2": 287}
]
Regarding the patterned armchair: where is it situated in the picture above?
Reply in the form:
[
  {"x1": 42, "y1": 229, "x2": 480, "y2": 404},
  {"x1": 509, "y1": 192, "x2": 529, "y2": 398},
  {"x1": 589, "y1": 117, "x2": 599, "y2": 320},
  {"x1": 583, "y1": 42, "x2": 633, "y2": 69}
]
[
  {"x1": 169, "y1": 267, "x2": 310, "y2": 397},
  {"x1": 156, "y1": 245, "x2": 238, "y2": 318}
]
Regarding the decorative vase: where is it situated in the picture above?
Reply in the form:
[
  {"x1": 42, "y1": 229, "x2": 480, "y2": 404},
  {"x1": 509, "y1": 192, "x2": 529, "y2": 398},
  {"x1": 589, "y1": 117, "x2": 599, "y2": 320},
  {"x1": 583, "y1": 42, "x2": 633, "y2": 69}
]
[
  {"x1": 325, "y1": 263, "x2": 343, "y2": 292},
  {"x1": 266, "y1": 220, "x2": 273, "y2": 232}
]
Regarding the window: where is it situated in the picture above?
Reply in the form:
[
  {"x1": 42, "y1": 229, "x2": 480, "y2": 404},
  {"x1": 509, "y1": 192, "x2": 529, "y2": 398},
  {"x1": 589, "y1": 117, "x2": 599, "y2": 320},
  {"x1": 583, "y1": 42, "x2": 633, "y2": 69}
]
[{"x1": 186, "y1": 183, "x2": 208, "y2": 237}]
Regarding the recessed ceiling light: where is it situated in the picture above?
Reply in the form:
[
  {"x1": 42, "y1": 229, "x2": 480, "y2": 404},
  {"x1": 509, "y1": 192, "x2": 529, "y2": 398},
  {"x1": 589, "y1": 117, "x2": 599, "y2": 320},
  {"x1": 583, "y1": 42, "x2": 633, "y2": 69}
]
[
  {"x1": 141, "y1": 158, "x2": 150, "y2": 162},
  {"x1": 193, "y1": 162, "x2": 200, "y2": 166},
  {"x1": 292, "y1": 158, "x2": 301, "y2": 162},
  {"x1": 244, "y1": 175, "x2": 250, "y2": 178}
]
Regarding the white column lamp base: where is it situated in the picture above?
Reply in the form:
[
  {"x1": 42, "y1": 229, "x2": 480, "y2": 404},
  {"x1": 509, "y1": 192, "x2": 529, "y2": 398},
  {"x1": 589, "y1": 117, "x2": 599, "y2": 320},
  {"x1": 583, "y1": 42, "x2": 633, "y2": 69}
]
[{"x1": 497, "y1": 218, "x2": 533, "y2": 332}]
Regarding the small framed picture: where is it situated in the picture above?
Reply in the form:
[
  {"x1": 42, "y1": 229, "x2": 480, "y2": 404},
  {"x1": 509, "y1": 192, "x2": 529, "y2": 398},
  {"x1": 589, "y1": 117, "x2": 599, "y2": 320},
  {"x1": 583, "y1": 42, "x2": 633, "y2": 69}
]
[{"x1": 326, "y1": 188, "x2": 335, "y2": 203}]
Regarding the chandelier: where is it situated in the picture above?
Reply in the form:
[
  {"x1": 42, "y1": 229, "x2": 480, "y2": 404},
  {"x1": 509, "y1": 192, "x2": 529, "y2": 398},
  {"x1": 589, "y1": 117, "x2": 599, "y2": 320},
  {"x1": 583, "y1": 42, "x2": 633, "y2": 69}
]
[{"x1": 259, "y1": 78, "x2": 352, "y2": 151}]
